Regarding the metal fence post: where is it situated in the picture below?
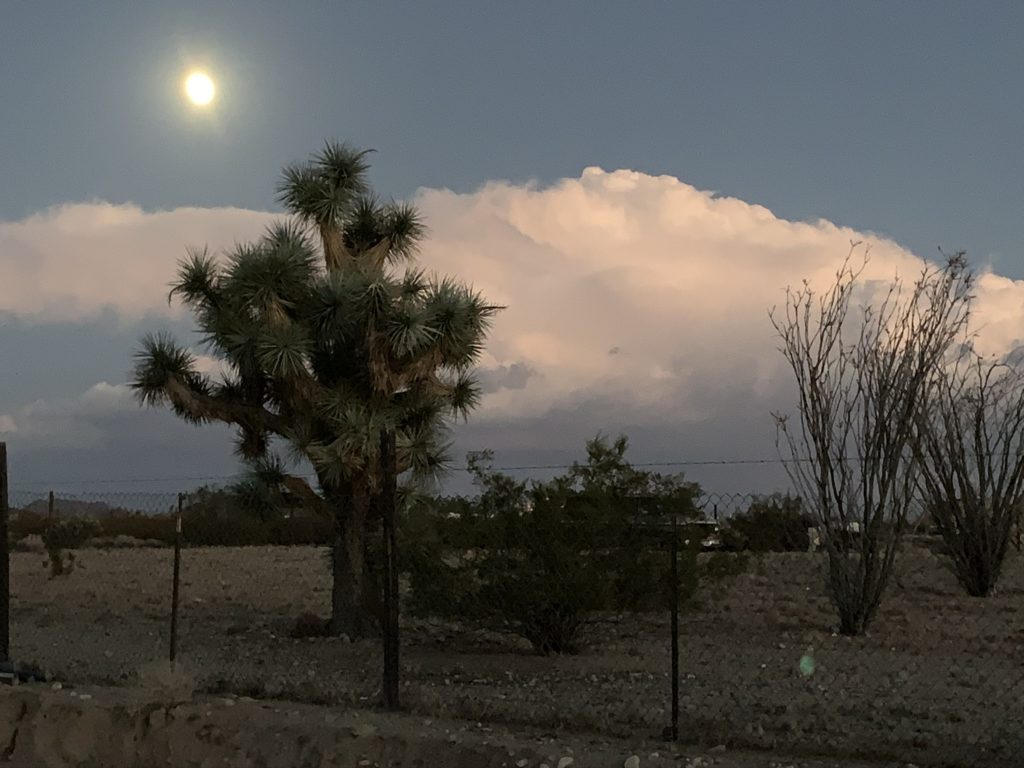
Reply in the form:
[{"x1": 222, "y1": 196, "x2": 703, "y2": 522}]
[
  {"x1": 381, "y1": 430, "x2": 400, "y2": 710},
  {"x1": 670, "y1": 510, "x2": 679, "y2": 742},
  {"x1": 0, "y1": 443, "x2": 9, "y2": 664},
  {"x1": 48, "y1": 490, "x2": 54, "y2": 520},
  {"x1": 170, "y1": 492, "x2": 183, "y2": 664}
]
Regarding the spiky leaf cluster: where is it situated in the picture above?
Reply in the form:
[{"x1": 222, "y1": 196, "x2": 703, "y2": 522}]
[{"x1": 132, "y1": 142, "x2": 499, "y2": 497}]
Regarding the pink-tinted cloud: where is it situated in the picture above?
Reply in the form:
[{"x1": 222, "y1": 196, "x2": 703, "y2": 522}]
[
  {"x1": 4, "y1": 170, "x2": 1024, "y2": 489},
  {"x1": 0, "y1": 202, "x2": 274, "y2": 322},
  {"x1": 412, "y1": 168, "x2": 1024, "y2": 426}
]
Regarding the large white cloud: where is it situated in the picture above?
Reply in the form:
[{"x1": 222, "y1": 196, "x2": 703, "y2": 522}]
[
  {"x1": 3, "y1": 170, "x2": 1024, "y2": 492},
  {"x1": 0, "y1": 202, "x2": 273, "y2": 322},
  {"x1": 412, "y1": 168, "x2": 1024, "y2": 426}
]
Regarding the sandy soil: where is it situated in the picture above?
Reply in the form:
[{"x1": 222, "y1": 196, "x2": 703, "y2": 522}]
[
  {"x1": 8, "y1": 541, "x2": 1023, "y2": 767},
  {"x1": 0, "y1": 683, "x2": 898, "y2": 768}
]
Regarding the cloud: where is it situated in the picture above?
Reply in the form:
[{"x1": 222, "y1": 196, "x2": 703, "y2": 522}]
[
  {"x1": 4, "y1": 169, "x2": 1024, "y2": 492},
  {"x1": 0, "y1": 382, "x2": 139, "y2": 450},
  {"x1": 0, "y1": 202, "x2": 274, "y2": 322},
  {"x1": 1, "y1": 382, "x2": 239, "y2": 491},
  {"x1": 412, "y1": 168, "x2": 1024, "y2": 428},
  {"x1": 476, "y1": 362, "x2": 535, "y2": 394}
]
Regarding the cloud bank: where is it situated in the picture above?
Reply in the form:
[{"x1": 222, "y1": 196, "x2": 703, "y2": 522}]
[
  {"x1": 3, "y1": 169, "x2": 1024, "y2": 491},
  {"x1": 0, "y1": 203, "x2": 273, "y2": 322}
]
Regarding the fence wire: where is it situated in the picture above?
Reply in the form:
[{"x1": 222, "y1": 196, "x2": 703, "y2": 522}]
[{"x1": 2, "y1": 485, "x2": 1022, "y2": 765}]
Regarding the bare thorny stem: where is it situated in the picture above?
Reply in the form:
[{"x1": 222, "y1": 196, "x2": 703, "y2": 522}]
[
  {"x1": 770, "y1": 245, "x2": 973, "y2": 634},
  {"x1": 913, "y1": 342, "x2": 1024, "y2": 596}
]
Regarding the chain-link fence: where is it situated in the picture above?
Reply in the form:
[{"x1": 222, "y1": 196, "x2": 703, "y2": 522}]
[{"x1": 3, "y1": 471, "x2": 1023, "y2": 765}]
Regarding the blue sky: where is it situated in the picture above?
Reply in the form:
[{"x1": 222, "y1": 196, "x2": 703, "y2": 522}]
[
  {"x1": 5, "y1": 1, "x2": 1024, "y2": 270},
  {"x1": 3, "y1": 2, "x2": 1024, "y2": 498}
]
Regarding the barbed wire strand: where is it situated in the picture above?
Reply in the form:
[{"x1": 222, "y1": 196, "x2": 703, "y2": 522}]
[{"x1": 4, "y1": 455, "x2": 837, "y2": 489}]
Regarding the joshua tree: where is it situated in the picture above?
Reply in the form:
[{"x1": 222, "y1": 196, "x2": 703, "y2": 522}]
[
  {"x1": 131, "y1": 142, "x2": 498, "y2": 637},
  {"x1": 771, "y1": 246, "x2": 972, "y2": 635},
  {"x1": 913, "y1": 346, "x2": 1024, "y2": 596}
]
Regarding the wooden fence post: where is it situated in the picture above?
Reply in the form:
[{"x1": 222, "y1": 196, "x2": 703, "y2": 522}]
[
  {"x1": 170, "y1": 492, "x2": 183, "y2": 664},
  {"x1": 0, "y1": 443, "x2": 10, "y2": 664}
]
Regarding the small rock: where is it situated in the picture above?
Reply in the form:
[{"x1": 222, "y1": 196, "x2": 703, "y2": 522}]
[
  {"x1": 557, "y1": 758, "x2": 574, "y2": 768},
  {"x1": 352, "y1": 723, "x2": 377, "y2": 738},
  {"x1": 517, "y1": 760, "x2": 529, "y2": 768},
  {"x1": 51, "y1": 682, "x2": 62, "y2": 690},
  {"x1": 624, "y1": 756, "x2": 640, "y2": 768}
]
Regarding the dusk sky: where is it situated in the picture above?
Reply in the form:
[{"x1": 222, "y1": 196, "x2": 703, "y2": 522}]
[{"x1": 4, "y1": 1, "x2": 1024, "y2": 498}]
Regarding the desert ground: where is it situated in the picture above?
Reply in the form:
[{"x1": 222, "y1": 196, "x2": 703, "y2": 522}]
[{"x1": 8, "y1": 540, "x2": 1024, "y2": 767}]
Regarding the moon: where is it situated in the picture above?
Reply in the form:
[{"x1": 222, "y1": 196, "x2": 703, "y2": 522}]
[{"x1": 184, "y1": 71, "x2": 215, "y2": 106}]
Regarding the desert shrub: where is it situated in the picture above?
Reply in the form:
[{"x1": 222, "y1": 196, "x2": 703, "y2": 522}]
[
  {"x1": 11, "y1": 496, "x2": 333, "y2": 549},
  {"x1": 98, "y1": 509, "x2": 331, "y2": 547},
  {"x1": 405, "y1": 486, "x2": 700, "y2": 655},
  {"x1": 176, "y1": 487, "x2": 333, "y2": 547},
  {"x1": 182, "y1": 503, "x2": 272, "y2": 546},
  {"x1": 9, "y1": 510, "x2": 49, "y2": 540},
  {"x1": 41, "y1": 517, "x2": 102, "y2": 576},
  {"x1": 699, "y1": 550, "x2": 750, "y2": 582},
  {"x1": 98, "y1": 513, "x2": 176, "y2": 544},
  {"x1": 41, "y1": 517, "x2": 101, "y2": 551},
  {"x1": 406, "y1": 436, "x2": 705, "y2": 655},
  {"x1": 720, "y1": 494, "x2": 812, "y2": 552},
  {"x1": 266, "y1": 515, "x2": 333, "y2": 546},
  {"x1": 186, "y1": 511, "x2": 331, "y2": 547}
]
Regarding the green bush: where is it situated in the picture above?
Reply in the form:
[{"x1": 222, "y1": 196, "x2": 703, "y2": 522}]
[
  {"x1": 41, "y1": 517, "x2": 101, "y2": 551},
  {"x1": 720, "y1": 494, "x2": 812, "y2": 552},
  {"x1": 41, "y1": 517, "x2": 102, "y2": 576},
  {"x1": 178, "y1": 488, "x2": 333, "y2": 547},
  {"x1": 405, "y1": 488, "x2": 700, "y2": 655},
  {"x1": 11, "y1": 489, "x2": 334, "y2": 549},
  {"x1": 266, "y1": 516, "x2": 334, "y2": 546},
  {"x1": 699, "y1": 550, "x2": 750, "y2": 582},
  {"x1": 179, "y1": 508, "x2": 333, "y2": 547},
  {"x1": 9, "y1": 510, "x2": 49, "y2": 540},
  {"x1": 98, "y1": 513, "x2": 176, "y2": 544},
  {"x1": 405, "y1": 436, "x2": 706, "y2": 655}
]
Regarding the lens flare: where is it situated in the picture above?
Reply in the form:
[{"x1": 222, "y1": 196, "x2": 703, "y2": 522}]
[{"x1": 799, "y1": 654, "x2": 816, "y2": 677}]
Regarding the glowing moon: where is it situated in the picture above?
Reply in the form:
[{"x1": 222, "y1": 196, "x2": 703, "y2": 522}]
[{"x1": 184, "y1": 71, "x2": 215, "y2": 106}]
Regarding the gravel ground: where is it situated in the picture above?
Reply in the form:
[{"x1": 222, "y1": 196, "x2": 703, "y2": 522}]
[{"x1": 9, "y1": 541, "x2": 1024, "y2": 767}]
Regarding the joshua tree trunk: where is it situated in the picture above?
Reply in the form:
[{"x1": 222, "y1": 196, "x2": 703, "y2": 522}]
[{"x1": 328, "y1": 489, "x2": 378, "y2": 637}]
